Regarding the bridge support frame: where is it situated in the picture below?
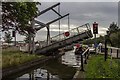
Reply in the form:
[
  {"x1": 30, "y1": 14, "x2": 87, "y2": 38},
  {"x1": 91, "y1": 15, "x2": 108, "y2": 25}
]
[{"x1": 47, "y1": 25, "x2": 50, "y2": 45}]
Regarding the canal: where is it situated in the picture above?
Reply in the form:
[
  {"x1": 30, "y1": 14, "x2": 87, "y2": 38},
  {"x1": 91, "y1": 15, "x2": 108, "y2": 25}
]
[{"x1": 11, "y1": 50, "x2": 81, "y2": 80}]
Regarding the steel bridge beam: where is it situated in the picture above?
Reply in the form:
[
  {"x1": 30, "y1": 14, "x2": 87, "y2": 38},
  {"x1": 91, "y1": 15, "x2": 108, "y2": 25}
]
[
  {"x1": 37, "y1": 3, "x2": 60, "y2": 16},
  {"x1": 46, "y1": 13, "x2": 69, "y2": 25},
  {"x1": 34, "y1": 20, "x2": 46, "y2": 31},
  {"x1": 34, "y1": 13, "x2": 69, "y2": 31},
  {"x1": 51, "y1": 8, "x2": 62, "y2": 17}
]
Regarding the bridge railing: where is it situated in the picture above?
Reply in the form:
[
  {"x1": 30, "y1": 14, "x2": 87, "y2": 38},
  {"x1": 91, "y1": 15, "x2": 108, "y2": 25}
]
[
  {"x1": 50, "y1": 23, "x2": 90, "y2": 42},
  {"x1": 39, "y1": 23, "x2": 91, "y2": 48},
  {"x1": 107, "y1": 47, "x2": 120, "y2": 59}
]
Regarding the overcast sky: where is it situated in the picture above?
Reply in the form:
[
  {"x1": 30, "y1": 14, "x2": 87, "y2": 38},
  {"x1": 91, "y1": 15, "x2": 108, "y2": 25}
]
[
  {"x1": 1, "y1": 2, "x2": 118, "y2": 41},
  {"x1": 34, "y1": 2, "x2": 118, "y2": 41}
]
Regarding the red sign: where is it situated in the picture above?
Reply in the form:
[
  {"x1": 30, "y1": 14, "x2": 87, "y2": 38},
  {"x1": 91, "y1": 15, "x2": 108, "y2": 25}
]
[{"x1": 64, "y1": 32, "x2": 70, "y2": 37}]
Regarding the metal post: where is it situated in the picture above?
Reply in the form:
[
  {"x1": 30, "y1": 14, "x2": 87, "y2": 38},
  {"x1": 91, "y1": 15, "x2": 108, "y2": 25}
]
[
  {"x1": 87, "y1": 49, "x2": 89, "y2": 59},
  {"x1": 80, "y1": 54, "x2": 84, "y2": 71},
  {"x1": 58, "y1": 5, "x2": 60, "y2": 37},
  {"x1": 47, "y1": 25, "x2": 50, "y2": 45},
  {"x1": 93, "y1": 22, "x2": 98, "y2": 54},
  {"x1": 84, "y1": 53, "x2": 87, "y2": 64},
  {"x1": 94, "y1": 34, "x2": 97, "y2": 54},
  {"x1": 117, "y1": 49, "x2": 119, "y2": 58},
  {"x1": 12, "y1": 30, "x2": 16, "y2": 46},
  {"x1": 14, "y1": 22, "x2": 17, "y2": 46},
  {"x1": 105, "y1": 35, "x2": 107, "y2": 61},
  {"x1": 111, "y1": 48, "x2": 112, "y2": 54},
  {"x1": 14, "y1": 30, "x2": 16, "y2": 46},
  {"x1": 110, "y1": 48, "x2": 112, "y2": 69}
]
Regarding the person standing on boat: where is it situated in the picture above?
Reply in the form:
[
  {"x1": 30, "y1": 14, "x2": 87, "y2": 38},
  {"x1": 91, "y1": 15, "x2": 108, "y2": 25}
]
[
  {"x1": 75, "y1": 44, "x2": 83, "y2": 66},
  {"x1": 75, "y1": 44, "x2": 84, "y2": 55},
  {"x1": 78, "y1": 45, "x2": 83, "y2": 54}
]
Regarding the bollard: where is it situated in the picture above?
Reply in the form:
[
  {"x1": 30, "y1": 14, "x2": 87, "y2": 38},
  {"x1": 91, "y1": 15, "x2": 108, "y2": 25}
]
[
  {"x1": 111, "y1": 48, "x2": 112, "y2": 54},
  {"x1": 87, "y1": 50, "x2": 89, "y2": 59},
  {"x1": 110, "y1": 48, "x2": 112, "y2": 58},
  {"x1": 84, "y1": 54, "x2": 87, "y2": 64},
  {"x1": 104, "y1": 37, "x2": 107, "y2": 61},
  {"x1": 84, "y1": 52, "x2": 87, "y2": 64},
  {"x1": 117, "y1": 49, "x2": 119, "y2": 58},
  {"x1": 80, "y1": 54, "x2": 84, "y2": 71}
]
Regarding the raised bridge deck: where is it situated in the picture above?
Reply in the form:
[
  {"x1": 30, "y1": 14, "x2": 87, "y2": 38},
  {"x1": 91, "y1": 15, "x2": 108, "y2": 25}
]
[{"x1": 35, "y1": 23, "x2": 93, "y2": 54}]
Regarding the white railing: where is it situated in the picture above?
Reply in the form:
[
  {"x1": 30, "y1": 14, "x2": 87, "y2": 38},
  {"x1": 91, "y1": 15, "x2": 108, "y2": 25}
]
[
  {"x1": 38, "y1": 23, "x2": 91, "y2": 49},
  {"x1": 108, "y1": 47, "x2": 120, "y2": 58}
]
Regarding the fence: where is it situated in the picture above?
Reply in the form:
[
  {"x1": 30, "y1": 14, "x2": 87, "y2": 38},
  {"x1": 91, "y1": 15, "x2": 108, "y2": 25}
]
[
  {"x1": 108, "y1": 47, "x2": 120, "y2": 59},
  {"x1": 80, "y1": 48, "x2": 90, "y2": 71}
]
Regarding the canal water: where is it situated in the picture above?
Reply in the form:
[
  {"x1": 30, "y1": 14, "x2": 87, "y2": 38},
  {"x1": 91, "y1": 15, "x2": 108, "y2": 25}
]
[{"x1": 14, "y1": 50, "x2": 81, "y2": 80}]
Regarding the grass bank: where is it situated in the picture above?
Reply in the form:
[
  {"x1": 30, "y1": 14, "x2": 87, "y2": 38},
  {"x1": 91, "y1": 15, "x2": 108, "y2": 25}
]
[
  {"x1": 2, "y1": 47, "x2": 44, "y2": 69},
  {"x1": 85, "y1": 54, "x2": 120, "y2": 79}
]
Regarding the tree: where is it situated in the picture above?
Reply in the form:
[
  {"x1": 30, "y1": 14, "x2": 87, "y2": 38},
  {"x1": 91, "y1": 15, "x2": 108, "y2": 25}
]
[
  {"x1": 4, "y1": 31, "x2": 13, "y2": 43},
  {"x1": 2, "y1": 2, "x2": 39, "y2": 34},
  {"x1": 110, "y1": 31, "x2": 120, "y2": 48},
  {"x1": 2, "y1": 2, "x2": 40, "y2": 53},
  {"x1": 107, "y1": 22, "x2": 120, "y2": 47},
  {"x1": 108, "y1": 22, "x2": 119, "y2": 34}
]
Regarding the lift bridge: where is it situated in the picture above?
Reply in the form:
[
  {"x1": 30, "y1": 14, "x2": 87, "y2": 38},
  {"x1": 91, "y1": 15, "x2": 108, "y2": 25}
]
[
  {"x1": 25, "y1": 3, "x2": 93, "y2": 54},
  {"x1": 35, "y1": 23, "x2": 93, "y2": 54}
]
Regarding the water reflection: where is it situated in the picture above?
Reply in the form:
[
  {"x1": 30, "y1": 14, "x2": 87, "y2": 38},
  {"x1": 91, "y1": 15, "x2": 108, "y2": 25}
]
[
  {"x1": 16, "y1": 68, "x2": 60, "y2": 80},
  {"x1": 62, "y1": 50, "x2": 81, "y2": 67},
  {"x1": 15, "y1": 50, "x2": 79, "y2": 80}
]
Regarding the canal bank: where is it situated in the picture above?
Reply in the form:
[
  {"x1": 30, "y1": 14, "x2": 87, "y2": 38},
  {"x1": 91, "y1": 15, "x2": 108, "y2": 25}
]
[
  {"x1": 73, "y1": 54, "x2": 120, "y2": 79},
  {"x1": 2, "y1": 49, "x2": 84, "y2": 80},
  {"x1": 2, "y1": 52, "x2": 65, "y2": 79},
  {"x1": 13, "y1": 57, "x2": 77, "y2": 80}
]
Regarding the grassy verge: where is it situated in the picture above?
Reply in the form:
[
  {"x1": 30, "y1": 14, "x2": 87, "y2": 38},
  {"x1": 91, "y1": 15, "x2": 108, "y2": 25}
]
[
  {"x1": 2, "y1": 47, "x2": 44, "y2": 69},
  {"x1": 85, "y1": 54, "x2": 120, "y2": 79}
]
